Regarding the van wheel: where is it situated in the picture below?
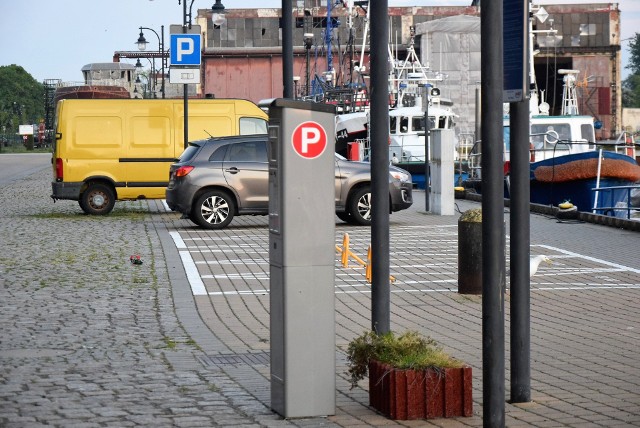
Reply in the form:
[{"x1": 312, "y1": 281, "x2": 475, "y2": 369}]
[
  {"x1": 348, "y1": 187, "x2": 372, "y2": 225},
  {"x1": 80, "y1": 183, "x2": 115, "y2": 215},
  {"x1": 192, "y1": 190, "x2": 235, "y2": 229}
]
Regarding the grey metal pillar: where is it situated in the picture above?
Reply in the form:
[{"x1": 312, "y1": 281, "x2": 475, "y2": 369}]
[
  {"x1": 510, "y1": 100, "x2": 531, "y2": 403},
  {"x1": 282, "y1": 0, "x2": 293, "y2": 98},
  {"x1": 424, "y1": 88, "x2": 430, "y2": 211},
  {"x1": 369, "y1": 0, "x2": 390, "y2": 335},
  {"x1": 481, "y1": 0, "x2": 506, "y2": 425}
]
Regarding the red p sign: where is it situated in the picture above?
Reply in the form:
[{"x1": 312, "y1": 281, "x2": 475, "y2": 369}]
[{"x1": 291, "y1": 121, "x2": 327, "y2": 159}]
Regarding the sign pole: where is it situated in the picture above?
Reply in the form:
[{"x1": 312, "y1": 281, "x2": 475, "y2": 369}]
[{"x1": 182, "y1": 1, "x2": 189, "y2": 149}]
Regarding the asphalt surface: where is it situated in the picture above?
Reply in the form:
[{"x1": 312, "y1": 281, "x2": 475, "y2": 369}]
[{"x1": 1, "y1": 153, "x2": 639, "y2": 427}]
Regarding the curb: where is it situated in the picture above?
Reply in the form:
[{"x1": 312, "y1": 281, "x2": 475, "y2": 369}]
[{"x1": 463, "y1": 191, "x2": 640, "y2": 232}]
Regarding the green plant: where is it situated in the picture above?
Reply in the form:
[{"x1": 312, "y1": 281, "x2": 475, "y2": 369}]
[{"x1": 346, "y1": 330, "x2": 464, "y2": 389}]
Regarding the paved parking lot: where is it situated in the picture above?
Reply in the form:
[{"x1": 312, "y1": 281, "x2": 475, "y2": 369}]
[
  {"x1": 151, "y1": 190, "x2": 640, "y2": 427},
  {"x1": 1, "y1": 155, "x2": 639, "y2": 427}
]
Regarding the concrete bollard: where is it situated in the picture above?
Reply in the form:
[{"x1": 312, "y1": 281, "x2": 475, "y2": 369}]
[{"x1": 458, "y1": 208, "x2": 482, "y2": 295}]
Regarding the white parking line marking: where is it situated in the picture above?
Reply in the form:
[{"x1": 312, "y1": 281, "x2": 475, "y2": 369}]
[
  {"x1": 536, "y1": 285, "x2": 640, "y2": 291},
  {"x1": 170, "y1": 231, "x2": 187, "y2": 249},
  {"x1": 535, "y1": 244, "x2": 640, "y2": 274},
  {"x1": 170, "y1": 232, "x2": 207, "y2": 295},
  {"x1": 179, "y1": 251, "x2": 208, "y2": 295},
  {"x1": 170, "y1": 229, "x2": 640, "y2": 298}
]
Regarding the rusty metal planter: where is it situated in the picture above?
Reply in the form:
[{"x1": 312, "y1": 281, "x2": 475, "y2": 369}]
[{"x1": 368, "y1": 360, "x2": 473, "y2": 420}]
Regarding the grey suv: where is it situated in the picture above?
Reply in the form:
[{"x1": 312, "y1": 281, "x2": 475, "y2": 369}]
[{"x1": 166, "y1": 134, "x2": 413, "y2": 229}]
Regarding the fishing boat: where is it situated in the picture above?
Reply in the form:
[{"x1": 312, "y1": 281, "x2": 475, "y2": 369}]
[
  {"x1": 53, "y1": 85, "x2": 131, "y2": 104},
  {"x1": 462, "y1": 1, "x2": 640, "y2": 216},
  {"x1": 464, "y1": 67, "x2": 640, "y2": 215},
  {"x1": 332, "y1": 16, "x2": 457, "y2": 189},
  {"x1": 529, "y1": 150, "x2": 640, "y2": 211},
  {"x1": 525, "y1": 69, "x2": 640, "y2": 214}
]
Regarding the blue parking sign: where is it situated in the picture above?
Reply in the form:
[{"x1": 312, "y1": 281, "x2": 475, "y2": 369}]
[{"x1": 170, "y1": 34, "x2": 201, "y2": 66}]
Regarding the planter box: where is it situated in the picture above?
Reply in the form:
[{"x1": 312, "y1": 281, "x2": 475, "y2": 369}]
[{"x1": 368, "y1": 360, "x2": 473, "y2": 420}]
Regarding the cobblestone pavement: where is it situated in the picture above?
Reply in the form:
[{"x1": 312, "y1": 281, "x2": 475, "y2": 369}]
[
  {"x1": 1, "y1": 154, "x2": 640, "y2": 427},
  {"x1": 0, "y1": 160, "x2": 292, "y2": 428}
]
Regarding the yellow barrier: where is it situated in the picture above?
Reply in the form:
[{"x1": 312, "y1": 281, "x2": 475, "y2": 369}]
[{"x1": 335, "y1": 233, "x2": 395, "y2": 284}]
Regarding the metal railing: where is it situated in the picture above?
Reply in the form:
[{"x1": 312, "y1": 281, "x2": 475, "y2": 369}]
[{"x1": 590, "y1": 184, "x2": 640, "y2": 220}]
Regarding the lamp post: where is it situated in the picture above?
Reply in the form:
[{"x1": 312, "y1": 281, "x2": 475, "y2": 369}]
[
  {"x1": 135, "y1": 58, "x2": 156, "y2": 97},
  {"x1": 304, "y1": 33, "x2": 314, "y2": 98},
  {"x1": 136, "y1": 26, "x2": 165, "y2": 98}
]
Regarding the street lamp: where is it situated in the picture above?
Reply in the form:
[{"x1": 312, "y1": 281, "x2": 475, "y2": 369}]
[
  {"x1": 304, "y1": 33, "x2": 314, "y2": 98},
  {"x1": 136, "y1": 26, "x2": 165, "y2": 98},
  {"x1": 211, "y1": 0, "x2": 225, "y2": 12},
  {"x1": 136, "y1": 58, "x2": 157, "y2": 98}
]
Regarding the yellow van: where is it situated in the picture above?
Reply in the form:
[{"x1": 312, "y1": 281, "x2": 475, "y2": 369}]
[{"x1": 51, "y1": 98, "x2": 267, "y2": 214}]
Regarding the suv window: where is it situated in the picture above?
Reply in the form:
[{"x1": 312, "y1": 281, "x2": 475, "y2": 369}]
[
  {"x1": 209, "y1": 145, "x2": 228, "y2": 162},
  {"x1": 226, "y1": 141, "x2": 267, "y2": 163},
  {"x1": 179, "y1": 145, "x2": 200, "y2": 162}
]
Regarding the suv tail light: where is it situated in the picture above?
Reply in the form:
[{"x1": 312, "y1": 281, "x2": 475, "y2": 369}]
[
  {"x1": 175, "y1": 165, "x2": 194, "y2": 178},
  {"x1": 55, "y1": 158, "x2": 63, "y2": 180}
]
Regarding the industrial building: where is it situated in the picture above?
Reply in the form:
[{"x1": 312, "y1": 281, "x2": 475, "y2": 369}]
[{"x1": 191, "y1": 2, "x2": 623, "y2": 141}]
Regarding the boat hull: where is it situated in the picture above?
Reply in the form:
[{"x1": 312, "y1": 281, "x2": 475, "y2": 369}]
[{"x1": 530, "y1": 151, "x2": 640, "y2": 211}]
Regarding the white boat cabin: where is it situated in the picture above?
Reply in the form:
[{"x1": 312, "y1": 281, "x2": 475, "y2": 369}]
[
  {"x1": 502, "y1": 114, "x2": 596, "y2": 163},
  {"x1": 389, "y1": 104, "x2": 456, "y2": 163}
]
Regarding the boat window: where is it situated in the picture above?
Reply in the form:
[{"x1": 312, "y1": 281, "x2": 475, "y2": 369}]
[
  {"x1": 390, "y1": 116, "x2": 397, "y2": 134},
  {"x1": 412, "y1": 117, "x2": 424, "y2": 133},
  {"x1": 531, "y1": 123, "x2": 571, "y2": 149},
  {"x1": 580, "y1": 123, "x2": 595, "y2": 145},
  {"x1": 400, "y1": 117, "x2": 409, "y2": 133},
  {"x1": 438, "y1": 117, "x2": 448, "y2": 129},
  {"x1": 428, "y1": 117, "x2": 437, "y2": 130}
]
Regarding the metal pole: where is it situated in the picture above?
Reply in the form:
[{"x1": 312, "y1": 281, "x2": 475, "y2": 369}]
[
  {"x1": 510, "y1": 99, "x2": 531, "y2": 403},
  {"x1": 481, "y1": 0, "x2": 506, "y2": 424},
  {"x1": 370, "y1": 0, "x2": 390, "y2": 335},
  {"x1": 183, "y1": 1, "x2": 189, "y2": 149},
  {"x1": 161, "y1": 25, "x2": 165, "y2": 99},
  {"x1": 305, "y1": 42, "x2": 311, "y2": 97},
  {"x1": 424, "y1": 88, "x2": 430, "y2": 211},
  {"x1": 282, "y1": 0, "x2": 293, "y2": 98}
]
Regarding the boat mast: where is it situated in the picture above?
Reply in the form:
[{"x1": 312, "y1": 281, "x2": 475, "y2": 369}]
[
  {"x1": 325, "y1": 0, "x2": 333, "y2": 76},
  {"x1": 559, "y1": 69, "x2": 580, "y2": 115},
  {"x1": 529, "y1": 1, "x2": 557, "y2": 115}
]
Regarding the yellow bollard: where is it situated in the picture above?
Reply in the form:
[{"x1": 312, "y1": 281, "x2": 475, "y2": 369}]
[
  {"x1": 365, "y1": 245, "x2": 372, "y2": 283},
  {"x1": 341, "y1": 233, "x2": 350, "y2": 267}
]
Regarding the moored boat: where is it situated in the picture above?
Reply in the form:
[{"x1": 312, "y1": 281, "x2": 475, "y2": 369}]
[
  {"x1": 530, "y1": 150, "x2": 640, "y2": 212},
  {"x1": 53, "y1": 85, "x2": 131, "y2": 104}
]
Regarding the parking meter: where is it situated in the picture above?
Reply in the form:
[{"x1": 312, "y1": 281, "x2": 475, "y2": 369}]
[{"x1": 268, "y1": 99, "x2": 336, "y2": 418}]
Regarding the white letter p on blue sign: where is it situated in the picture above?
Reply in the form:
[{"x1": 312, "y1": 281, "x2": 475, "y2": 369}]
[{"x1": 170, "y1": 34, "x2": 201, "y2": 66}]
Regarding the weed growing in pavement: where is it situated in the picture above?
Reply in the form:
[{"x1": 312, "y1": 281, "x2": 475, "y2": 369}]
[{"x1": 163, "y1": 337, "x2": 177, "y2": 350}]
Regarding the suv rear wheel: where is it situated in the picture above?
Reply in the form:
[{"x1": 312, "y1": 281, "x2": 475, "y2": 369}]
[
  {"x1": 348, "y1": 186, "x2": 372, "y2": 225},
  {"x1": 192, "y1": 190, "x2": 235, "y2": 229}
]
